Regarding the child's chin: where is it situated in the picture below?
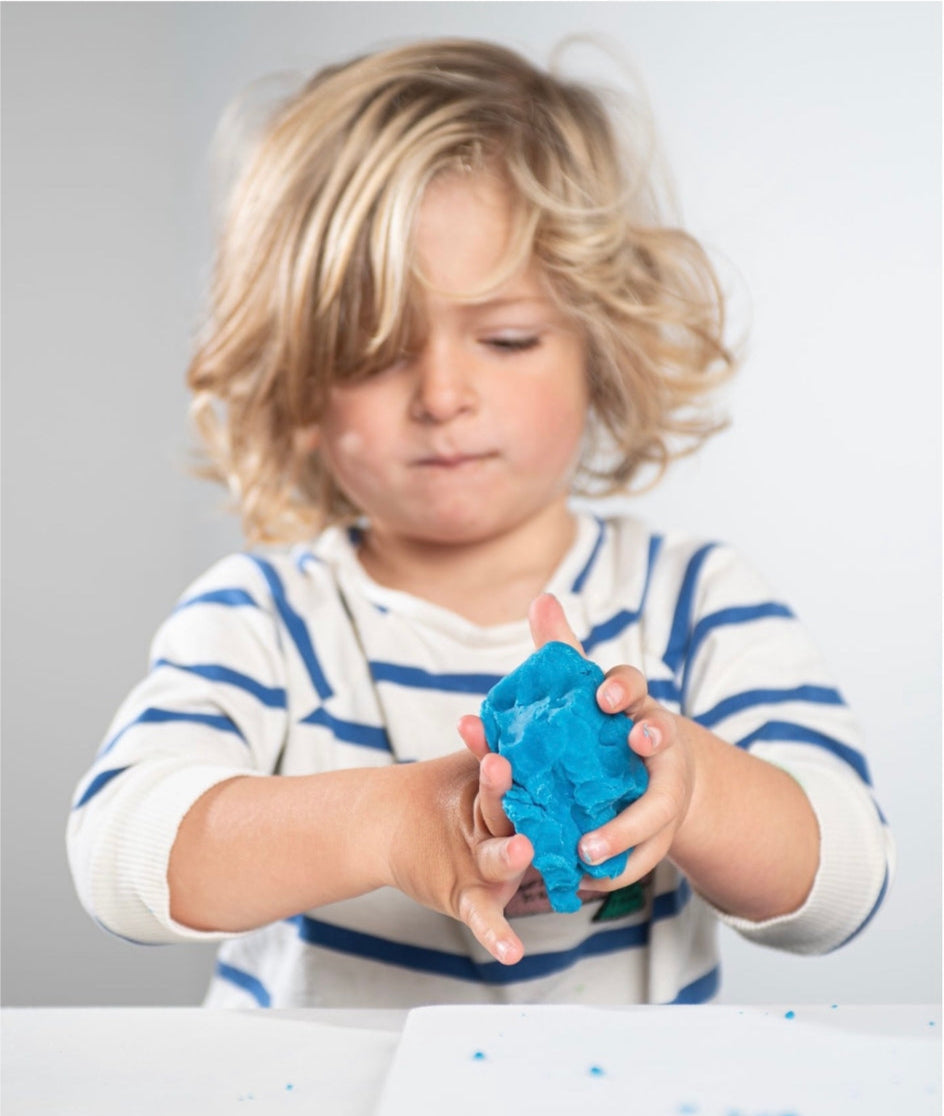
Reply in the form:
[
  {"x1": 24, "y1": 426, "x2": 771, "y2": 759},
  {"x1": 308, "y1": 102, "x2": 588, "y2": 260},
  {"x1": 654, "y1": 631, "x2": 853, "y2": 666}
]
[
  {"x1": 410, "y1": 519, "x2": 504, "y2": 547},
  {"x1": 397, "y1": 504, "x2": 510, "y2": 545}
]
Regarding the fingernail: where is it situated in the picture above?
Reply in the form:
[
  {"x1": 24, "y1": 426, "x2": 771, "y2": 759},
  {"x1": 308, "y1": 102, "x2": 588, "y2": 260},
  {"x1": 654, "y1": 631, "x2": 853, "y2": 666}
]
[
  {"x1": 580, "y1": 836, "x2": 606, "y2": 865},
  {"x1": 600, "y1": 684, "x2": 622, "y2": 712},
  {"x1": 642, "y1": 723, "x2": 661, "y2": 750},
  {"x1": 495, "y1": 940, "x2": 513, "y2": 964}
]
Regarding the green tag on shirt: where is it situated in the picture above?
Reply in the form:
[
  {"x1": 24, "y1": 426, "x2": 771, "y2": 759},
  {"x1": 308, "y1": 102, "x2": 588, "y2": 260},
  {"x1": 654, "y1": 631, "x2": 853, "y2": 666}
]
[{"x1": 592, "y1": 880, "x2": 646, "y2": 922}]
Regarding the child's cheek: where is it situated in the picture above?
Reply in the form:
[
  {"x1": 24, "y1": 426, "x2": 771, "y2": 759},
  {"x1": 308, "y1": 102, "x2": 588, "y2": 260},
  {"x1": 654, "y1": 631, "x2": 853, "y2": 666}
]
[
  {"x1": 334, "y1": 429, "x2": 366, "y2": 460},
  {"x1": 320, "y1": 427, "x2": 383, "y2": 499}
]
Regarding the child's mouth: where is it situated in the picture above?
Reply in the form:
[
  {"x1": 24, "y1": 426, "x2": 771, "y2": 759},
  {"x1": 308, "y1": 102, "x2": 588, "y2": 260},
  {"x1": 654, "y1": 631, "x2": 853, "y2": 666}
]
[{"x1": 413, "y1": 452, "x2": 498, "y2": 469}]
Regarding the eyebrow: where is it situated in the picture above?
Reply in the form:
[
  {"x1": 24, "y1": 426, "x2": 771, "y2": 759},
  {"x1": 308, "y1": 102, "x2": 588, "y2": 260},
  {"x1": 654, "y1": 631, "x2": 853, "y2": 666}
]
[
  {"x1": 457, "y1": 294, "x2": 558, "y2": 316},
  {"x1": 471, "y1": 295, "x2": 549, "y2": 309}
]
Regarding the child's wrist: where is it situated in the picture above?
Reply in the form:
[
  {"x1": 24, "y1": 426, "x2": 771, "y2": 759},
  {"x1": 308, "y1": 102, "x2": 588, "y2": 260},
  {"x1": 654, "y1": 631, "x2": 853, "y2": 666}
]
[
  {"x1": 376, "y1": 751, "x2": 479, "y2": 897},
  {"x1": 665, "y1": 716, "x2": 714, "y2": 862}
]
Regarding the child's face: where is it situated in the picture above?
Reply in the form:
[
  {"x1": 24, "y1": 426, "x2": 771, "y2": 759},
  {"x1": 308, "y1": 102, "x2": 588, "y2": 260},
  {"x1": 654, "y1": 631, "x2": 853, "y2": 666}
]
[{"x1": 315, "y1": 171, "x2": 588, "y2": 548}]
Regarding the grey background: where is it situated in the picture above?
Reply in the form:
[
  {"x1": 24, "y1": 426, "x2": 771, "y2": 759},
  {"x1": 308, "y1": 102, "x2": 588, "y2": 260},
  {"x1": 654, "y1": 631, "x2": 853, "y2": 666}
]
[{"x1": 2, "y1": 2, "x2": 940, "y2": 1006}]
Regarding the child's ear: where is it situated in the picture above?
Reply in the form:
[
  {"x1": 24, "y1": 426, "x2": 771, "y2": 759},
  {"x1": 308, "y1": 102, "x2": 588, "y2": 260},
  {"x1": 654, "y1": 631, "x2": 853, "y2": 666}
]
[{"x1": 293, "y1": 425, "x2": 320, "y2": 454}]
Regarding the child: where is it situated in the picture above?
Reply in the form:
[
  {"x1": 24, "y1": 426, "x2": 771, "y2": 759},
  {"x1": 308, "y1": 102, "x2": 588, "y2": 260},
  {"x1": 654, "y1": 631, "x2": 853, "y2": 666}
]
[{"x1": 67, "y1": 38, "x2": 893, "y2": 1008}]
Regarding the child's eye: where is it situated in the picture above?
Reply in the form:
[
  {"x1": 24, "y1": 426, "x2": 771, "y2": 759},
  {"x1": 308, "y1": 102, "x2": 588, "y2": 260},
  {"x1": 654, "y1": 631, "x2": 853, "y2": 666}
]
[{"x1": 484, "y1": 335, "x2": 540, "y2": 353}]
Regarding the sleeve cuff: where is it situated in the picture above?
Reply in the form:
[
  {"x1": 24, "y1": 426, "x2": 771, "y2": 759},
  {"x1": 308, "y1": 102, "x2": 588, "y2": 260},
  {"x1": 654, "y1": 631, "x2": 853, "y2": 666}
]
[
  {"x1": 708, "y1": 756, "x2": 893, "y2": 954},
  {"x1": 90, "y1": 762, "x2": 265, "y2": 944}
]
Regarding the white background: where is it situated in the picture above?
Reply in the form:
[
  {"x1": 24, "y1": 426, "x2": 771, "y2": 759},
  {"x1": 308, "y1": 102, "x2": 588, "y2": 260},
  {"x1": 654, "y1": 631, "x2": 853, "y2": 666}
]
[{"x1": 2, "y1": 2, "x2": 939, "y2": 1005}]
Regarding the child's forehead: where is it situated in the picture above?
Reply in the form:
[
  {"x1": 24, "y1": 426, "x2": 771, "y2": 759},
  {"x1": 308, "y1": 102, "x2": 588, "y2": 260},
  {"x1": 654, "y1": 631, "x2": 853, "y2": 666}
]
[
  {"x1": 414, "y1": 167, "x2": 513, "y2": 243},
  {"x1": 409, "y1": 168, "x2": 544, "y2": 304}
]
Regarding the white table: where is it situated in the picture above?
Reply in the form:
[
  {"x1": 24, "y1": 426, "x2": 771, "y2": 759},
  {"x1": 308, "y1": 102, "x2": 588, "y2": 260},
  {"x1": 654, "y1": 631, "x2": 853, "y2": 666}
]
[{"x1": 2, "y1": 1005, "x2": 940, "y2": 1115}]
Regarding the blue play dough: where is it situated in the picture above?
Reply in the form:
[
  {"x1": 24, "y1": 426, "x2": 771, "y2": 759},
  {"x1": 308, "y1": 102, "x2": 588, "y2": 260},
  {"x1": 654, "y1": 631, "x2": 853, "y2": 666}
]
[{"x1": 480, "y1": 641, "x2": 649, "y2": 913}]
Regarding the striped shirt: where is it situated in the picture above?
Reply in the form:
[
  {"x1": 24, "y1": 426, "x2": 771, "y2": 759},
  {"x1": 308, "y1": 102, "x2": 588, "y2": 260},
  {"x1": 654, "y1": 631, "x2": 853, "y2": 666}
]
[{"x1": 67, "y1": 510, "x2": 893, "y2": 1008}]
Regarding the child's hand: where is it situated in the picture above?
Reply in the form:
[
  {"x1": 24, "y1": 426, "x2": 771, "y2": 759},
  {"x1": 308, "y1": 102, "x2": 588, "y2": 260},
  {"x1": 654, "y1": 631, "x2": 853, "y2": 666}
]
[
  {"x1": 383, "y1": 748, "x2": 533, "y2": 965},
  {"x1": 460, "y1": 593, "x2": 695, "y2": 900},
  {"x1": 529, "y1": 593, "x2": 695, "y2": 893}
]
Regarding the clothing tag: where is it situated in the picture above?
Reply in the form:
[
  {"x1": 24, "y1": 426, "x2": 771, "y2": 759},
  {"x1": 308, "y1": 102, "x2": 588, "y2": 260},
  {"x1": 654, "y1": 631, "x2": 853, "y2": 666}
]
[{"x1": 591, "y1": 876, "x2": 650, "y2": 922}]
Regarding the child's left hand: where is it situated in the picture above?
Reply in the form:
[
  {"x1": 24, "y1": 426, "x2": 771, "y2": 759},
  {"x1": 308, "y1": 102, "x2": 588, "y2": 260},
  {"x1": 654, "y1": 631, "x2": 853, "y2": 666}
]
[{"x1": 458, "y1": 593, "x2": 695, "y2": 897}]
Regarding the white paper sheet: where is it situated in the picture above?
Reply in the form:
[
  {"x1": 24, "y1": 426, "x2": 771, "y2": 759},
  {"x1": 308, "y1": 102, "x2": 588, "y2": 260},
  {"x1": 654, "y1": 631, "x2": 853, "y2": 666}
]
[
  {"x1": 375, "y1": 1005, "x2": 941, "y2": 1116},
  {"x1": 3, "y1": 1009, "x2": 400, "y2": 1115}
]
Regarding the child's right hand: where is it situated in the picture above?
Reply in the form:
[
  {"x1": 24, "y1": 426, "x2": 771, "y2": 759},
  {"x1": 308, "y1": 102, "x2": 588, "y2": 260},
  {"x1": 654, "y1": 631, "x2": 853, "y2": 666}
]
[{"x1": 383, "y1": 748, "x2": 533, "y2": 965}]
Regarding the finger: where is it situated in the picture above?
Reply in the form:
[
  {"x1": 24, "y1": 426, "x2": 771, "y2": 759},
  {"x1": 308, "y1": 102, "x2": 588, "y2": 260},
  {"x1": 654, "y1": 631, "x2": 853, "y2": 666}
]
[
  {"x1": 475, "y1": 832, "x2": 533, "y2": 883},
  {"x1": 527, "y1": 593, "x2": 585, "y2": 655},
  {"x1": 577, "y1": 775, "x2": 685, "y2": 868},
  {"x1": 458, "y1": 888, "x2": 525, "y2": 965},
  {"x1": 596, "y1": 664, "x2": 650, "y2": 715},
  {"x1": 457, "y1": 714, "x2": 490, "y2": 760},
  {"x1": 579, "y1": 828, "x2": 673, "y2": 894},
  {"x1": 477, "y1": 752, "x2": 515, "y2": 837},
  {"x1": 627, "y1": 710, "x2": 677, "y2": 759}
]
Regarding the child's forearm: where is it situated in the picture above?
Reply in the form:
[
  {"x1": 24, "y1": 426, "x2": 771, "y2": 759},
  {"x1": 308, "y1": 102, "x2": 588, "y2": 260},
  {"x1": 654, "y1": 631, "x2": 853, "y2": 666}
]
[
  {"x1": 168, "y1": 751, "x2": 531, "y2": 964},
  {"x1": 168, "y1": 765, "x2": 405, "y2": 932},
  {"x1": 669, "y1": 719, "x2": 820, "y2": 921}
]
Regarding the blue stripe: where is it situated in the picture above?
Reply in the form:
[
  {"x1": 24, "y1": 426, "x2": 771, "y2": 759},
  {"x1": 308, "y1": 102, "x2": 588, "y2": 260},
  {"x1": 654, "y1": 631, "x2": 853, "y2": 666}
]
[
  {"x1": 174, "y1": 588, "x2": 259, "y2": 612},
  {"x1": 247, "y1": 555, "x2": 332, "y2": 701},
  {"x1": 687, "y1": 603, "x2": 794, "y2": 666},
  {"x1": 153, "y1": 659, "x2": 286, "y2": 709},
  {"x1": 681, "y1": 602, "x2": 795, "y2": 705},
  {"x1": 653, "y1": 876, "x2": 691, "y2": 918},
  {"x1": 669, "y1": 964, "x2": 720, "y2": 1004},
  {"x1": 570, "y1": 517, "x2": 606, "y2": 593},
  {"x1": 300, "y1": 706, "x2": 392, "y2": 752},
  {"x1": 695, "y1": 685, "x2": 844, "y2": 730},
  {"x1": 295, "y1": 550, "x2": 324, "y2": 573},
  {"x1": 289, "y1": 914, "x2": 649, "y2": 985},
  {"x1": 100, "y1": 707, "x2": 246, "y2": 757},
  {"x1": 215, "y1": 961, "x2": 271, "y2": 1007},
  {"x1": 582, "y1": 534, "x2": 663, "y2": 655},
  {"x1": 832, "y1": 863, "x2": 890, "y2": 951},
  {"x1": 369, "y1": 662, "x2": 502, "y2": 695},
  {"x1": 73, "y1": 766, "x2": 129, "y2": 809},
  {"x1": 582, "y1": 609, "x2": 642, "y2": 656},
  {"x1": 736, "y1": 720, "x2": 873, "y2": 785},
  {"x1": 288, "y1": 880, "x2": 690, "y2": 986},
  {"x1": 662, "y1": 543, "x2": 718, "y2": 674},
  {"x1": 648, "y1": 678, "x2": 681, "y2": 705}
]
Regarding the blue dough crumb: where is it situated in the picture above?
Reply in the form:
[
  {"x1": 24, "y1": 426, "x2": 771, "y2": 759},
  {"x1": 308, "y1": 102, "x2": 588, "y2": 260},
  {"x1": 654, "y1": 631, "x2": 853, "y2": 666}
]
[{"x1": 481, "y1": 641, "x2": 649, "y2": 913}]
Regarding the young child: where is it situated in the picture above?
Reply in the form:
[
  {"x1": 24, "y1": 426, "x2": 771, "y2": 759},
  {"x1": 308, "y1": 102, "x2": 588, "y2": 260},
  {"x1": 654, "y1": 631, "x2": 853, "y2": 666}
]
[{"x1": 67, "y1": 38, "x2": 893, "y2": 1008}]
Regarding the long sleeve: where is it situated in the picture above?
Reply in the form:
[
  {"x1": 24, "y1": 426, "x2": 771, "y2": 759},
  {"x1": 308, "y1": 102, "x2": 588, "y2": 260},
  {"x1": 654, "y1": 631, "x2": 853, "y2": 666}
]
[
  {"x1": 66, "y1": 554, "x2": 290, "y2": 944},
  {"x1": 663, "y1": 541, "x2": 894, "y2": 954}
]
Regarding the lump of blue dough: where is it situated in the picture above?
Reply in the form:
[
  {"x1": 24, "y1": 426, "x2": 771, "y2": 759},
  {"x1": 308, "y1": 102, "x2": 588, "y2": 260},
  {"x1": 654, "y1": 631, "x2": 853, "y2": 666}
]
[{"x1": 480, "y1": 641, "x2": 649, "y2": 914}]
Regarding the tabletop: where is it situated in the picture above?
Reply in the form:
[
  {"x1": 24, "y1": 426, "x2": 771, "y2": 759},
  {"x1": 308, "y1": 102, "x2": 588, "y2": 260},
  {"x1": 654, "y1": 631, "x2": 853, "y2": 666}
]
[{"x1": 2, "y1": 1004, "x2": 940, "y2": 1115}]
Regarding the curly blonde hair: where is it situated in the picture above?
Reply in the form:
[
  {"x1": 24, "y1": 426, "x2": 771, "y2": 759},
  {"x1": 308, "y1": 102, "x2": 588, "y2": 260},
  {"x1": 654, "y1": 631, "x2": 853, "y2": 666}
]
[{"x1": 187, "y1": 38, "x2": 737, "y2": 543}]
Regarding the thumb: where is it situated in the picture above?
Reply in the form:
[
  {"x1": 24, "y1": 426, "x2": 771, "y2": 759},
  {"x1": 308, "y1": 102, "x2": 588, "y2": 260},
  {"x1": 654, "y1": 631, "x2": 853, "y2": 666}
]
[{"x1": 527, "y1": 593, "x2": 585, "y2": 657}]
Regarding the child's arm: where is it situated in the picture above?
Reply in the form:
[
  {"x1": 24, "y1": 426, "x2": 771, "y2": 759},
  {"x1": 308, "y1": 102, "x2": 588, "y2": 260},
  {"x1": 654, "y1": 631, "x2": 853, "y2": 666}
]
[
  {"x1": 578, "y1": 665, "x2": 820, "y2": 922},
  {"x1": 166, "y1": 750, "x2": 533, "y2": 964},
  {"x1": 66, "y1": 552, "x2": 532, "y2": 966},
  {"x1": 466, "y1": 589, "x2": 892, "y2": 946},
  {"x1": 516, "y1": 594, "x2": 816, "y2": 920}
]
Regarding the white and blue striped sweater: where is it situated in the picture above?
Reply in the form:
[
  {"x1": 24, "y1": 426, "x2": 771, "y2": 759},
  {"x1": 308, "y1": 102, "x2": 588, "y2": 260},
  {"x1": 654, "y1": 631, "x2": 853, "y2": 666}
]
[{"x1": 67, "y1": 511, "x2": 893, "y2": 1007}]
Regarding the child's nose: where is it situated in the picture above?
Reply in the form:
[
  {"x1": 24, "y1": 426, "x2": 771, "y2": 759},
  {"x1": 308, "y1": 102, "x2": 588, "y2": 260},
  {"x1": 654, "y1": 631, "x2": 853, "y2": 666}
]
[{"x1": 409, "y1": 345, "x2": 477, "y2": 423}]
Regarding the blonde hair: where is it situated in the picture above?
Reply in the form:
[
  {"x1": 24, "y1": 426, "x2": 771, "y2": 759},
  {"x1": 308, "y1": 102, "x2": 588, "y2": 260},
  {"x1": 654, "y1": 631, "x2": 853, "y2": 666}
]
[{"x1": 187, "y1": 38, "x2": 737, "y2": 543}]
